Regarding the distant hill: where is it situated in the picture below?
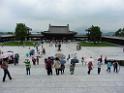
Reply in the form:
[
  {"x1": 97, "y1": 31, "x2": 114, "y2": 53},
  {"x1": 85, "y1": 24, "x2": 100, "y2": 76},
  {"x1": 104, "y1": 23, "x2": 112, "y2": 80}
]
[
  {"x1": 74, "y1": 27, "x2": 86, "y2": 35},
  {"x1": 103, "y1": 32, "x2": 115, "y2": 36},
  {"x1": 0, "y1": 32, "x2": 14, "y2": 35}
]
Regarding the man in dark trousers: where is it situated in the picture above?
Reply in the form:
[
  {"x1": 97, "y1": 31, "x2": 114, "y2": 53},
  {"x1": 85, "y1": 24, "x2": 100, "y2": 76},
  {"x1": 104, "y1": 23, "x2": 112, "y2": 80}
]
[
  {"x1": 24, "y1": 59, "x2": 31, "y2": 75},
  {"x1": 60, "y1": 58, "x2": 66, "y2": 74},
  {"x1": 45, "y1": 57, "x2": 53, "y2": 75},
  {"x1": 70, "y1": 56, "x2": 79, "y2": 75},
  {"x1": 58, "y1": 43, "x2": 61, "y2": 51},
  {"x1": 1, "y1": 58, "x2": 12, "y2": 82},
  {"x1": 88, "y1": 61, "x2": 93, "y2": 75},
  {"x1": 97, "y1": 61, "x2": 103, "y2": 75},
  {"x1": 113, "y1": 61, "x2": 119, "y2": 73}
]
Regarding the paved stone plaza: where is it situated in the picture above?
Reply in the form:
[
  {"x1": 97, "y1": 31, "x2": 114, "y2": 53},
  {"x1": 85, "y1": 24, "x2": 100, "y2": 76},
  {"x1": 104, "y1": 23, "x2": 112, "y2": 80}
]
[{"x1": 0, "y1": 42, "x2": 124, "y2": 93}]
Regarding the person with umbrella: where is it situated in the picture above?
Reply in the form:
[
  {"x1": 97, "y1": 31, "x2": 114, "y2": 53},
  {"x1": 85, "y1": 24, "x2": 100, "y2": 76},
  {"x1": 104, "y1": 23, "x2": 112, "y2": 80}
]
[
  {"x1": 53, "y1": 57, "x2": 61, "y2": 75},
  {"x1": 87, "y1": 61, "x2": 93, "y2": 75},
  {"x1": 60, "y1": 57, "x2": 66, "y2": 74},
  {"x1": 85, "y1": 56, "x2": 95, "y2": 65},
  {"x1": 86, "y1": 57, "x2": 94, "y2": 75},
  {"x1": 70, "y1": 56, "x2": 79, "y2": 75}
]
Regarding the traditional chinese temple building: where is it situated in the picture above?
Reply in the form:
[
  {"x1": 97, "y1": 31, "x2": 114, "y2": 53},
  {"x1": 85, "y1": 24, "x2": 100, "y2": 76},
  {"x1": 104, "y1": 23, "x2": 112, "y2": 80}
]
[{"x1": 42, "y1": 24, "x2": 77, "y2": 40}]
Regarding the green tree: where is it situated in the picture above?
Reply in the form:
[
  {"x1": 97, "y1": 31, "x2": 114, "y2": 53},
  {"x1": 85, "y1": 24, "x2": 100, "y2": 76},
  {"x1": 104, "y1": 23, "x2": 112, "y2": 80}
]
[
  {"x1": 115, "y1": 28, "x2": 121, "y2": 36},
  {"x1": 15, "y1": 23, "x2": 30, "y2": 43},
  {"x1": 85, "y1": 28, "x2": 91, "y2": 41},
  {"x1": 115, "y1": 28, "x2": 124, "y2": 37},
  {"x1": 122, "y1": 28, "x2": 124, "y2": 36},
  {"x1": 86, "y1": 25, "x2": 102, "y2": 43}
]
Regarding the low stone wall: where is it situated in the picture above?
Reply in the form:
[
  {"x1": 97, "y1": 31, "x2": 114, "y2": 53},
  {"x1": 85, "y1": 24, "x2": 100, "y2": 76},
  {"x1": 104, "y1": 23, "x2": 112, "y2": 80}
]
[{"x1": 102, "y1": 37, "x2": 124, "y2": 45}]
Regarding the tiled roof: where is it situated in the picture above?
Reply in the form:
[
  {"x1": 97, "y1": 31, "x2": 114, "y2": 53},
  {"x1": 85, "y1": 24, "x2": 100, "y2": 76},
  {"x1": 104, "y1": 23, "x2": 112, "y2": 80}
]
[{"x1": 48, "y1": 26, "x2": 69, "y2": 33}]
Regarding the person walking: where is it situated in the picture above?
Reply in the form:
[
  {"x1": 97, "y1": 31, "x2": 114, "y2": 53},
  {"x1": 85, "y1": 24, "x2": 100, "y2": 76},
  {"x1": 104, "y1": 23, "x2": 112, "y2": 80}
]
[
  {"x1": 106, "y1": 61, "x2": 112, "y2": 72},
  {"x1": 36, "y1": 44, "x2": 39, "y2": 52},
  {"x1": 58, "y1": 43, "x2": 61, "y2": 51},
  {"x1": 53, "y1": 57, "x2": 61, "y2": 75},
  {"x1": 1, "y1": 58, "x2": 12, "y2": 82},
  {"x1": 14, "y1": 53, "x2": 19, "y2": 65},
  {"x1": 81, "y1": 57, "x2": 84, "y2": 66},
  {"x1": 42, "y1": 48, "x2": 46, "y2": 55},
  {"x1": 70, "y1": 56, "x2": 79, "y2": 75},
  {"x1": 15, "y1": 53, "x2": 19, "y2": 64},
  {"x1": 67, "y1": 54, "x2": 70, "y2": 61},
  {"x1": 32, "y1": 57, "x2": 36, "y2": 65},
  {"x1": 36, "y1": 53, "x2": 40, "y2": 65},
  {"x1": 97, "y1": 61, "x2": 103, "y2": 75},
  {"x1": 24, "y1": 59, "x2": 31, "y2": 75},
  {"x1": 60, "y1": 58, "x2": 66, "y2": 74},
  {"x1": 113, "y1": 61, "x2": 119, "y2": 73},
  {"x1": 45, "y1": 57, "x2": 53, "y2": 75},
  {"x1": 104, "y1": 56, "x2": 107, "y2": 64},
  {"x1": 87, "y1": 61, "x2": 93, "y2": 75},
  {"x1": 98, "y1": 55, "x2": 103, "y2": 63},
  {"x1": 70, "y1": 63, "x2": 75, "y2": 75}
]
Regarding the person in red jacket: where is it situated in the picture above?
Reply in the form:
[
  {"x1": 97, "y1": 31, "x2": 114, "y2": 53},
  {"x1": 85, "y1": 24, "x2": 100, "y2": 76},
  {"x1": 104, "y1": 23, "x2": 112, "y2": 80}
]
[{"x1": 87, "y1": 61, "x2": 93, "y2": 75}]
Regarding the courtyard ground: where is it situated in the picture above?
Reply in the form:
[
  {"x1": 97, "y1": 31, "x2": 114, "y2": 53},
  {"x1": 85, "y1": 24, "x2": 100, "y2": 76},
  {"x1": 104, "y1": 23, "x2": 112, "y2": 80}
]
[{"x1": 0, "y1": 42, "x2": 124, "y2": 93}]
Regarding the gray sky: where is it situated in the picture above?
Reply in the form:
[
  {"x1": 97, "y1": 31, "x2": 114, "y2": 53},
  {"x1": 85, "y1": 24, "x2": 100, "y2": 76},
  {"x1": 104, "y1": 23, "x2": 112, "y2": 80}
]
[{"x1": 0, "y1": 0, "x2": 124, "y2": 33}]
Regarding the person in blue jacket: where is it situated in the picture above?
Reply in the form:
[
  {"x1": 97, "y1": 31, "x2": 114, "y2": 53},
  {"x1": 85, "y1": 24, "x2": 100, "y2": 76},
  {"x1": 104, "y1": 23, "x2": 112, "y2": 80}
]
[{"x1": 106, "y1": 61, "x2": 112, "y2": 72}]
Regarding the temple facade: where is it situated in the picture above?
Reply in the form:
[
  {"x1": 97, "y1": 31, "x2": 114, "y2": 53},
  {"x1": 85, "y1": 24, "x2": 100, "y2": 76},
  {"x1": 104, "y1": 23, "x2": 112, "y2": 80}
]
[{"x1": 42, "y1": 24, "x2": 77, "y2": 40}]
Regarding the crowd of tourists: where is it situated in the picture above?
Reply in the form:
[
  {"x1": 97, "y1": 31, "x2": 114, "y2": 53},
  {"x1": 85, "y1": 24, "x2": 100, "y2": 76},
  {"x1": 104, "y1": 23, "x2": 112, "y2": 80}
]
[{"x1": 0, "y1": 41, "x2": 121, "y2": 83}]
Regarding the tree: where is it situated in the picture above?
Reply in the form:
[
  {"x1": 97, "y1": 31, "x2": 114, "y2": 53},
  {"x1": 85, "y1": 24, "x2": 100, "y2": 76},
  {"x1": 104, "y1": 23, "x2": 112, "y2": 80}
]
[
  {"x1": 85, "y1": 25, "x2": 102, "y2": 43},
  {"x1": 115, "y1": 28, "x2": 124, "y2": 37},
  {"x1": 85, "y1": 28, "x2": 91, "y2": 41},
  {"x1": 15, "y1": 23, "x2": 30, "y2": 43},
  {"x1": 115, "y1": 28, "x2": 121, "y2": 36},
  {"x1": 122, "y1": 28, "x2": 124, "y2": 36}
]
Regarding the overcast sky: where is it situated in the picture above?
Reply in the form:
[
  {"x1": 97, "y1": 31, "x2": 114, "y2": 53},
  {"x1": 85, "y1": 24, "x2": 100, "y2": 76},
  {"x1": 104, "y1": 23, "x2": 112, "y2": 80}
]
[{"x1": 0, "y1": 0, "x2": 124, "y2": 33}]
